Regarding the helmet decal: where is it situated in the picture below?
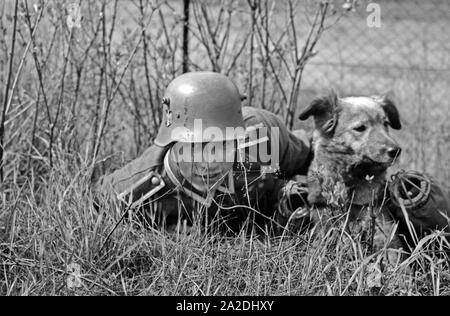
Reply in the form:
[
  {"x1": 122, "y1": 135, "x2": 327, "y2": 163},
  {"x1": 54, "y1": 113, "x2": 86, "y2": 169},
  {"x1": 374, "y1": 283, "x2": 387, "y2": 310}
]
[{"x1": 162, "y1": 97, "x2": 172, "y2": 127}]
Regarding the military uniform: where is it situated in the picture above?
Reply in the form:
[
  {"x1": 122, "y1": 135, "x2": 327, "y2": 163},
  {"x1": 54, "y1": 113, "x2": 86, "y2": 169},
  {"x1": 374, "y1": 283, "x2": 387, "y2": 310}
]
[
  {"x1": 387, "y1": 170, "x2": 450, "y2": 247},
  {"x1": 94, "y1": 106, "x2": 311, "y2": 232},
  {"x1": 93, "y1": 72, "x2": 312, "y2": 233}
]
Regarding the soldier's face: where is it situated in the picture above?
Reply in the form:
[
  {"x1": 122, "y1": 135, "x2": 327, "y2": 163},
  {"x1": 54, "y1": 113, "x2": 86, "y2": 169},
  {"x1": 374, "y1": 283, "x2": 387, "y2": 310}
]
[{"x1": 171, "y1": 141, "x2": 236, "y2": 191}]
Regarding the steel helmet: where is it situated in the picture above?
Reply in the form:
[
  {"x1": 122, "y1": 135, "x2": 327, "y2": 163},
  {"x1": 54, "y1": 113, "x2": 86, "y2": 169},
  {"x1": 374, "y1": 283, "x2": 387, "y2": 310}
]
[{"x1": 154, "y1": 72, "x2": 245, "y2": 147}]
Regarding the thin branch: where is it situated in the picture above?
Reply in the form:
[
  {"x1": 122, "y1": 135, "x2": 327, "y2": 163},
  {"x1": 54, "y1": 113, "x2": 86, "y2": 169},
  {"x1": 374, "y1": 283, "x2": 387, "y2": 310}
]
[
  {"x1": 0, "y1": 0, "x2": 19, "y2": 182},
  {"x1": 247, "y1": 0, "x2": 257, "y2": 107},
  {"x1": 139, "y1": 0, "x2": 158, "y2": 130},
  {"x1": 92, "y1": 31, "x2": 145, "y2": 162},
  {"x1": 182, "y1": 0, "x2": 191, "y2": 73}
]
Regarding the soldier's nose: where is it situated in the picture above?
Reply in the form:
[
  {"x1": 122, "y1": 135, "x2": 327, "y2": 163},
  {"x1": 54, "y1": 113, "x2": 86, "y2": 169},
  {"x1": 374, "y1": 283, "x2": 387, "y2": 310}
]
[{"x1": 387, "y1": 147, "x2": 402, "y2": 159}]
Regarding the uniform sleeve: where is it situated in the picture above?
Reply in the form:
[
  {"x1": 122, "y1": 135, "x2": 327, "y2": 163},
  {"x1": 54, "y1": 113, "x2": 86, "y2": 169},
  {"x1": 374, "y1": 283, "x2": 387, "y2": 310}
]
[
  {"x1": 93, "y1": 144, "x2": 169, "y2": 196},
  {"x1": 388, "y1": 170, "x2": 450, "y2": 242},
  {"x1": 283, "y1": 128, "x2": 313, "y2": 177},
  {"x1": 242, "y1": 106, "x2": 312, "y2": 178}
]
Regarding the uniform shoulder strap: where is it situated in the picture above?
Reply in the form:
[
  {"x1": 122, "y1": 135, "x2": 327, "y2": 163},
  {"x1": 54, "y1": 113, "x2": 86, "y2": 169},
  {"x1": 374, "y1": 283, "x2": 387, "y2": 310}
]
[{"x1": 117, "y1": 169, "x2": 168, "y2": 209}]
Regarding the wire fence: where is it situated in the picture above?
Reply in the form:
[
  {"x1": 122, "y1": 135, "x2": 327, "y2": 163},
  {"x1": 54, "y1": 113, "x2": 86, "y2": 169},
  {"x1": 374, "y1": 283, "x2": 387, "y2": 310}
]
[
  {"x1": 301, "y1": 0, "x2": 450, "y2": 95},
  {"x1": 298, "y1": 0, "x2": 450, "y2": 180}
]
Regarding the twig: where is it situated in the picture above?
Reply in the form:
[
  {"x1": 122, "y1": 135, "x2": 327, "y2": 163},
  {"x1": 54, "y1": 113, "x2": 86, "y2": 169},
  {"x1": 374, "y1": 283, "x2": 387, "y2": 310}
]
[
  {"x1": 0, "y1": 0, "x2": 19, "y2": 182},
  {"x1": 49, "y1": 27, "x2": 75, "y2": 168},
  {"x1": 285, "y1": 1, "x2": 329, "y2": 129},
  {"x1": 92, "y1": 31, "x2": 145, "y2": 162},
  {"x1": 23, "y1": 0, "x2": 53, "y2": 165},
  {"x1": 247, "y1": 0, "x2": 257, "y2": 107},
  {"x1": 139, "y1": 0, "x2": 158, "y2": 130},
  {"x1": 182, "y1": 0, "x2": 191, "y2": 73}
]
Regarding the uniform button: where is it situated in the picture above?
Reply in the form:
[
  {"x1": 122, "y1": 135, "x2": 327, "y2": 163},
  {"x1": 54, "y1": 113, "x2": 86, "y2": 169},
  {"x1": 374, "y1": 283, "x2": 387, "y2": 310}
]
[{"x1": 151, "y1": 176, "x2": 161, "y2": 186}]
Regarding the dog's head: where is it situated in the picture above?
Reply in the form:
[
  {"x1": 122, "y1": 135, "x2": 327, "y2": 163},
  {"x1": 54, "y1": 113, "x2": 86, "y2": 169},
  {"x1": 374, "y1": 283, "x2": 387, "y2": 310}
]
[{"x1": 299, "y1": 91, "x2": 402, "y2": 172}]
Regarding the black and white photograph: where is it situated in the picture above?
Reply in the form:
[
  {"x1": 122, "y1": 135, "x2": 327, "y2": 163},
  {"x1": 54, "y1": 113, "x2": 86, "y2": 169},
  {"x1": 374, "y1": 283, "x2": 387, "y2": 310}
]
[{"x1": 1, "y1": 0, "x2": 450, "y2": 298}]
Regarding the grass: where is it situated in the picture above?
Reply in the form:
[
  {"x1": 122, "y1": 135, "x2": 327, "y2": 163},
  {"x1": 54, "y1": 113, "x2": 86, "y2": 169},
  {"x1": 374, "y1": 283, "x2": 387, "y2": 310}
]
[
  {"x1": 2, "y1": 156, "x2": 450, "y2": 296},
  {"x1": 1, "y1": 0, "x2": 450, "y2": 296}
]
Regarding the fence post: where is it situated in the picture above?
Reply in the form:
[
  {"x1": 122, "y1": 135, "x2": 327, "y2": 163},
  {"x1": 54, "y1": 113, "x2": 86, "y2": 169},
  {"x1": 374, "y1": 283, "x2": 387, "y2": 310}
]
[{"x1": 182, "y1": 0, "x2": 190, "y2": 73}]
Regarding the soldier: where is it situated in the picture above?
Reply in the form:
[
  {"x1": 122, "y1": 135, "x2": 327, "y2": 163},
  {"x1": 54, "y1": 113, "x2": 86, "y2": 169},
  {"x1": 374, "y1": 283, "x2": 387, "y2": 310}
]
[{"x1": 92, "y1": 71, "x2": 312, "y2": 234}]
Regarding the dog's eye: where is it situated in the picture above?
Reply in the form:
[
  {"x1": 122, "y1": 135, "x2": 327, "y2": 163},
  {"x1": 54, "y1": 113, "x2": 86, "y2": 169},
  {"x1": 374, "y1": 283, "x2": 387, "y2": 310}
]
[
  {"x1": 353, "y1": 125, "x2": 367, "y2": 132},
  {"x1": 383, "y1": 121, "x2": 390, "y2": 128}
]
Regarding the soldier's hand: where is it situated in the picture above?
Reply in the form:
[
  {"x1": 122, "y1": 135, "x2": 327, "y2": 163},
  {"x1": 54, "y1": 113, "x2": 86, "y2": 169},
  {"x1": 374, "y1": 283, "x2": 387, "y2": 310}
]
[{"x1": 277, "y1": 179, "x2": 310, "y2": 220}]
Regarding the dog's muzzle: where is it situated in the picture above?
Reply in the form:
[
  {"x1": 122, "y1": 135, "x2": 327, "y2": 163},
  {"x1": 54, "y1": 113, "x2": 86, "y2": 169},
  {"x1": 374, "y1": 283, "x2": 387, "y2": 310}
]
[{"x1": 387, "y1": 147, "x2": 402, "y2": 160}]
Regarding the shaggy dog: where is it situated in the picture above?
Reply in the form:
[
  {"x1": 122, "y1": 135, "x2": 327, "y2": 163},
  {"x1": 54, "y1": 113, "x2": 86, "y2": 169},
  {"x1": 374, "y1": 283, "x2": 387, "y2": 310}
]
[{"x1": 298, "y1": 91, "x2": 402, "y2": 250}]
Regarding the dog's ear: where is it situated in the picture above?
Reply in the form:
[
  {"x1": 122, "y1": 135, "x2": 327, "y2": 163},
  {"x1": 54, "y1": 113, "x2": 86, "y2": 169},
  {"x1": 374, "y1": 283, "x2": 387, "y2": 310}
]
[
  {"x1": 376, "y1": 96, "x2": 402, "y2": 130},
  {"x1": 298, "y1": 92, "x2": 338, "y2": 121},
  {"x1": 299, "y1": 91, "x2": 339, "y2": 135}
]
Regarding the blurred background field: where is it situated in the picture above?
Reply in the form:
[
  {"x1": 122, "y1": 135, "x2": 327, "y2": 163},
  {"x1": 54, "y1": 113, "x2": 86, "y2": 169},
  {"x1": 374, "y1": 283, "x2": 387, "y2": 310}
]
[{"x1": 1, "y1": 0, "x2": 450, "y2": 295}]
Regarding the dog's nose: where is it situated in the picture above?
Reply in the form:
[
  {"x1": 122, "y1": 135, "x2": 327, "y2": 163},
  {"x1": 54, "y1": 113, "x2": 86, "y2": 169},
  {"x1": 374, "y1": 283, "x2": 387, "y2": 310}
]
[{"x1": 387, "y1": 147, "x2": 402, "y2": 159}]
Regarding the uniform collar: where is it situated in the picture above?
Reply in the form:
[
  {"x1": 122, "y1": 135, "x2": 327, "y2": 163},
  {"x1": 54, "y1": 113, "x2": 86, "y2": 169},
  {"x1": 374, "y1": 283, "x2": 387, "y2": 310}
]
[{"x1": 163, "y1": 150, "x2": 235, "y2": 207}]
